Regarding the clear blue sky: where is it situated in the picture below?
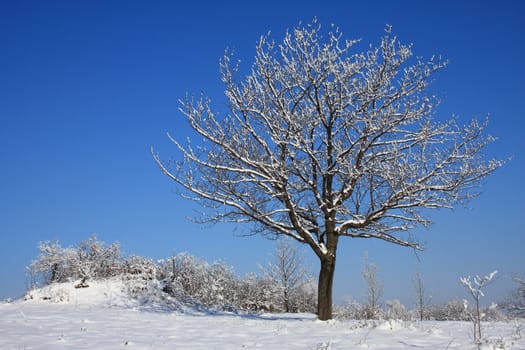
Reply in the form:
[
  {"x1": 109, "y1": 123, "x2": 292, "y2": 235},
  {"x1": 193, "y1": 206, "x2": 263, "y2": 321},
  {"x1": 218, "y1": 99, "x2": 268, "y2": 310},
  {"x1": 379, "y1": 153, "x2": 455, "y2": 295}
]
[{"x1": 1, "y1": 0, "x2": 523, "y2": 306}]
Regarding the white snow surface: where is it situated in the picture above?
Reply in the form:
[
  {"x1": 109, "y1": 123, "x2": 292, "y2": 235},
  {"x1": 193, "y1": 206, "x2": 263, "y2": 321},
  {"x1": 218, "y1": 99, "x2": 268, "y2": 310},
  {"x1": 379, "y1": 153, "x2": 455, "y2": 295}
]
[{"x1": 1, "y1": 280, "x2": 524, "y2": 350}]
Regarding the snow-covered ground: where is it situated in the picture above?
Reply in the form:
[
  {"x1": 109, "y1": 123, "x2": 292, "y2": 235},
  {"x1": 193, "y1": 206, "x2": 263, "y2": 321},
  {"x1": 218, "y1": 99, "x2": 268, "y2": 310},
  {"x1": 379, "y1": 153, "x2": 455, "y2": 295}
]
[{"x1": 1, "y1": 281, "x2": 524, "y2": 349}]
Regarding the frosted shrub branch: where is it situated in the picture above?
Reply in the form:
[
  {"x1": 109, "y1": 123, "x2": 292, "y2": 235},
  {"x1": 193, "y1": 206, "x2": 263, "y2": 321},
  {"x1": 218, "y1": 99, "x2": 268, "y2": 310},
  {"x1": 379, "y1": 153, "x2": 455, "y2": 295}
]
[{"x1": 460, "y1": 270, "x2": 498, "y2": 344}]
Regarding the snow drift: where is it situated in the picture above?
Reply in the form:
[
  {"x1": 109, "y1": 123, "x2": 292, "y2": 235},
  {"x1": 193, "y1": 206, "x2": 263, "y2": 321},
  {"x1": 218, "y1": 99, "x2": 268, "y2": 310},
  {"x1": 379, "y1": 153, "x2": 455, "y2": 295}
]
[{"x1": 0, "y1": 280, "x2": 522, "y2": 350}]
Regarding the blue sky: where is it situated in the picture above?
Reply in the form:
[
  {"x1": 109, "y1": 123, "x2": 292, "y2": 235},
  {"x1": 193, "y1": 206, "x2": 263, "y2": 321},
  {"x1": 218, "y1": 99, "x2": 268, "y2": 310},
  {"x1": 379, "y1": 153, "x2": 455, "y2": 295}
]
[{"x1": 1, "y1": 0, "x2": 523, "y2": 306}]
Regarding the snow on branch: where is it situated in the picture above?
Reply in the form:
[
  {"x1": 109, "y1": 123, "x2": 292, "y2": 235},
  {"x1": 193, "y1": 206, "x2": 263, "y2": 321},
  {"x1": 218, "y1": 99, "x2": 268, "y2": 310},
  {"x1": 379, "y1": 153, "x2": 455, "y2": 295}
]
[
  {"x1": 460, "y1": 270, "x2": 498, "y2": 299},
  {"x1": 460, "y1": 270, "x2": 498, "y2": 343}
]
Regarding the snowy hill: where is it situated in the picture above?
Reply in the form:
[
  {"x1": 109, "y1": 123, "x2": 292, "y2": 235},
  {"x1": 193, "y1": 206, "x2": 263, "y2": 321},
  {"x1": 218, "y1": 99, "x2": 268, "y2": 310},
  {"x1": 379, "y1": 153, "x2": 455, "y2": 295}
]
[
  {"x1": 1, "y1": 280, "x2": 524, "y2": 349},
  {"x1": 23, "y1": 278, "x2": 139, "y2": 308}
]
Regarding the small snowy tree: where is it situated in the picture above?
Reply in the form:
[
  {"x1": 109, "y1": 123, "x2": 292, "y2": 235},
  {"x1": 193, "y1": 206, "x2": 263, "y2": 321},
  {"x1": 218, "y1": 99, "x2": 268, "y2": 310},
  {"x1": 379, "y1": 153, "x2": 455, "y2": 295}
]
[
  {"x1": 29, "y1": 241, "x2": 78, "y2": 285},
  {"x1": 28, "y1": 236, "x2": 125, "y2": 286},
  {"x1": 413, "y1": 270, "x2": 430, "y2": 321},
  {"x1": 153, "y1": 20, "x2": 504, "y2": 320},
  {"x1": 362, "y1": 253, "x2": 383, "y2": 319},
  {"x1": 263, "y1": 238, "x2": 311, "y2": 312},
  {"x1": 460, "y1": 270, "x2": 498, "y2": 344}
]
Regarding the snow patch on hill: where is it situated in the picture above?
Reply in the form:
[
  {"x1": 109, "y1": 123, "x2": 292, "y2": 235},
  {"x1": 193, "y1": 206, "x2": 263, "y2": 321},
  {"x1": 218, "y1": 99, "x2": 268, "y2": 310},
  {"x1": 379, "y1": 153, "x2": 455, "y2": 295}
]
[{"x1": 24, "y1": 278, "x2": 138, "y2": 308}]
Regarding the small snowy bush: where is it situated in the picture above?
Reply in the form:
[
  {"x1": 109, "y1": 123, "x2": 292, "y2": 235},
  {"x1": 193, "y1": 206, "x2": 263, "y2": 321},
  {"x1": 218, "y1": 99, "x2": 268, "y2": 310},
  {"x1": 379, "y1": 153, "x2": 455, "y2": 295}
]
[
  {"x1": 29, "y1": 242, "x2": 79, "y2": 285},
  {"x1": 29, "y1": 236, "x2": 124, "y2": 286},
  {"x1": 335, "y1": 298, "x2": 375, "y2": 320},
  {"x1": 427, "y1": 299, "x2": 471, "y2": 321},
  {"x1": 502, "y1": 276, "x2": 525, "y2": 318},
  {"x1": 384, "y1": 299, "x2": 411, "y2": 321}
]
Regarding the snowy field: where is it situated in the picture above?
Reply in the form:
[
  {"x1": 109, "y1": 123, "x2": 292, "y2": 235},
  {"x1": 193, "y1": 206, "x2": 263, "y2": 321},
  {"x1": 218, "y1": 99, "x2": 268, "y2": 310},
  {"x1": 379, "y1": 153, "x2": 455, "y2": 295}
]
[{"x1": 1, "y1": 281, "x2": 524, "y2": 350}]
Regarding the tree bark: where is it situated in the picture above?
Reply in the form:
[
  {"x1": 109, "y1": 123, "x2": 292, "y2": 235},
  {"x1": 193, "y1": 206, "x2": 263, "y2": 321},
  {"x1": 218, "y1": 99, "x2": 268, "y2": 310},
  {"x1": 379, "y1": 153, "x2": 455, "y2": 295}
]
[{"x1": 317, "y1": 256, "x2": 336, "y2": 320}]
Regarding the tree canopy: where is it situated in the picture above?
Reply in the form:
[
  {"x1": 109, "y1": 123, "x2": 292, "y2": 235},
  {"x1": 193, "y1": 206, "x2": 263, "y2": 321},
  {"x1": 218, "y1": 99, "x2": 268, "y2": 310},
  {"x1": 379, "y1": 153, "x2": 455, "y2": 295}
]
[{"x1": 153, "y1": 20, "x2": 503, "y2": 319}]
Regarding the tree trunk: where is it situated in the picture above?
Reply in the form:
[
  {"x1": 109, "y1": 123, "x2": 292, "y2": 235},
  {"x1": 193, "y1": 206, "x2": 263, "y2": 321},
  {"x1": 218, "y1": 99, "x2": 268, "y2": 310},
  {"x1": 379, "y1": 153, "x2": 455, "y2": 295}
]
[
  {"x1": 317, "y1": 256, "x2": 336, "y2": 320},
  {"x1": 284, "y1": 289, "x2": 290, "y2": 313},
  {"x1": 51, "y1": 263, "x2": 59, "y2": 283}
]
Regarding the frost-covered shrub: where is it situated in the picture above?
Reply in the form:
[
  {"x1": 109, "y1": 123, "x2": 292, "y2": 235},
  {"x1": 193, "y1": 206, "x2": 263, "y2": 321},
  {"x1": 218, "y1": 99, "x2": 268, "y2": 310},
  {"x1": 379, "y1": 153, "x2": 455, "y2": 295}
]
[
  {"x1": 336, "y1": 298, "x2": 412, "y2": 321},
  {"x1": 335, "y1": 298, "x2": 373, "y2": 320},
  {"x1": 290, "y1": 278, "x2": 317, "y2": 313},
  {"x1": 29, "y1": 242, "x2": 79, "y2": 285},
  {"x1": 235, "y1": 273, "x2": 275, "y2": 311},
  {"x1": 204, "y1": 262, "x2": 237, "y2": 307},
  {"x1": 385, "y1": 299, "x2": 411, "y2": 321},
  {"x1": 157, "y1": 253, "x2": 238, "y2": 309},
  {"x1": 427, "y1": 299, "x2": 470, "y2": 321},
  {"x1": 122, "y1": 255, "x2": 157, "y2": 277},
  {"x1": 156, "y1": 257, "x2": 182, "y2": 297},
  {"x1": 335, "y1": 297, "x2": 389, "y2": 320},
  {"x1": 119, "y1": 255, "x2": 185, "y2": 308},
  {"x1": 120, "y1": 274, "x2": 170, "y2": 307},
  {"x1": 162, "y1": 252, "x2": 315, "y2": 312},
  {"x1": 191, "y1": 259, "x2": 237, "y2": 307},
  {"x1": 482, "y1": 303, "x2": 507, "y2": 321},
  {"x1": 77, "y1": 236, "x2": 123, "y2": 279},
  {"x1": 27, "y1": 237, "x2": 317, "y2": 313},
  {"x1": 502, "y1": 277, "x2": 525, "y2": 318},
  {"x1": 29, "y1": 236, "x2": 124, "y2": 286},
  {"x1": 425, "y1": 299, "x2": 505, "y2": 322},
  {"x1": 169, "y1": 253, "x2": 209, "y2": 302}
]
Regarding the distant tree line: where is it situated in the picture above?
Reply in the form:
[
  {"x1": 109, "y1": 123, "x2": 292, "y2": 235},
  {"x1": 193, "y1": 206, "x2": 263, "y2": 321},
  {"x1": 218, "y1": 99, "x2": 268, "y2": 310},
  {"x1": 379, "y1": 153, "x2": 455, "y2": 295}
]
[{"x1": 27, "y1": 236, "x2": 524, "y2": 321}]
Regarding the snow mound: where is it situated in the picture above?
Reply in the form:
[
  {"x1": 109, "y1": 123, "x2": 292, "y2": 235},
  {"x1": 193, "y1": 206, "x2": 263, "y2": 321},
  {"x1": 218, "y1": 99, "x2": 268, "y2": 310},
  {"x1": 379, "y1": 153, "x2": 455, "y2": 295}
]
[
  {"x1": 24, "y1": 278, "x2": 138, "y2": 308},
  {"x1": 375, "y1": 319, "x2": 413, "y2": 331}
]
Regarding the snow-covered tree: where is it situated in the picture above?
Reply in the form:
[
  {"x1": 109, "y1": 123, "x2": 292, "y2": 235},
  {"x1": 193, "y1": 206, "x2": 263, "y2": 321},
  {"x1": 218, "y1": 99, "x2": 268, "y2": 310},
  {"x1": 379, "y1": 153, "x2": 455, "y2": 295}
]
[
  {"x1": 152, "y1": 20, "x2": 504, "y2": 320},
  {"x1": 413, "y1": 270, "x2": 430, "y2": 321},
  {"x1": 362, "y1": 253, "x2": 383, "y2": 319},
  {"x1": 28, "y1": 236, "x2": 124, "y2": 286},
  {"x1": 460, "y1": 270, "x2": 498, "y2": 343},
  {"x1": 263, "y1": 238, "x2": 311, "y2": 312},
  {"x1": 29, "y1": 241, "x2": 78, "y2": 285}
]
